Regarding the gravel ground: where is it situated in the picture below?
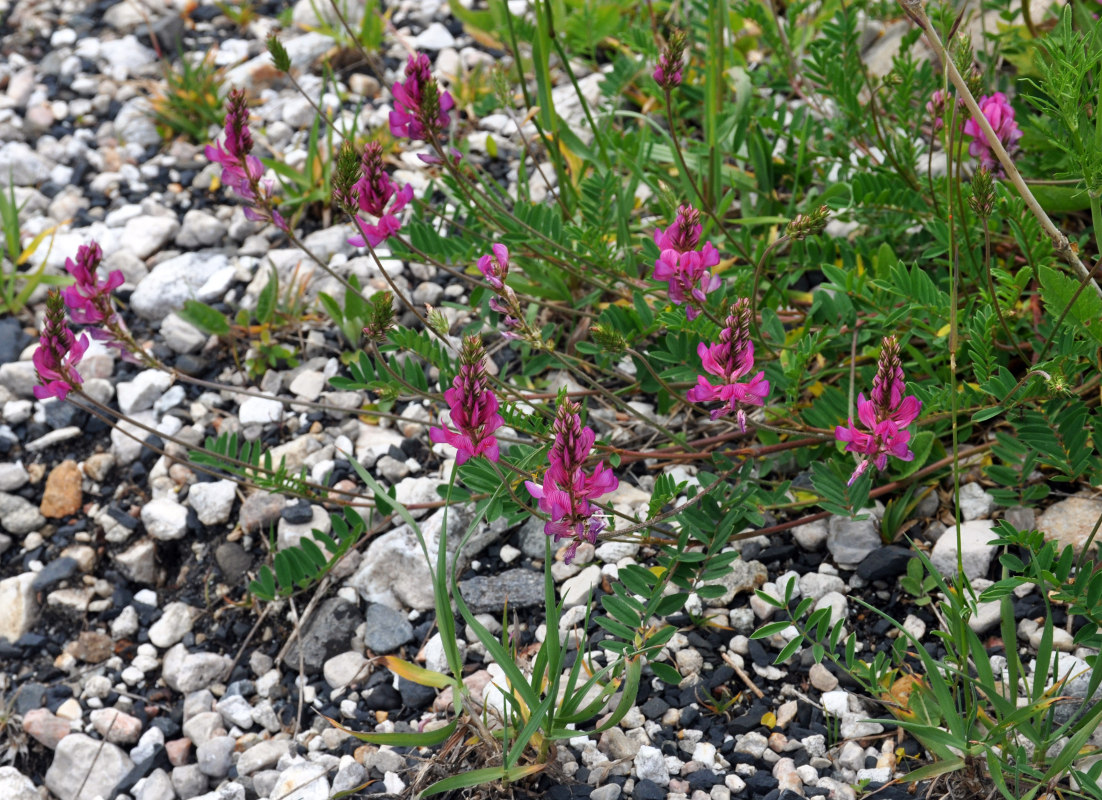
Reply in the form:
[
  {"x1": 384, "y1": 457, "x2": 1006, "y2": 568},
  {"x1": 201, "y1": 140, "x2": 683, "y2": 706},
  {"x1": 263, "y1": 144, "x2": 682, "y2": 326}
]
[{"x1": 0, "y1": 1, "x2": 1098, "y2": 800}]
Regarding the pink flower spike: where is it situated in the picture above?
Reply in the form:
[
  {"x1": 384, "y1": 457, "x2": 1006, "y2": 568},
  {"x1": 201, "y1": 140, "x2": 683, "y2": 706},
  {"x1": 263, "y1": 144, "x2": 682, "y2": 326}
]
[
  {"x1": 834, "y1": 336, "x2": 922, "y2": 483},
  {"x1": 34, "y1": 290, "x2": 87, "y2": 401},
  {"x1": 346, "y1": 143, "x2": 413, "y2": 249},
  {"x1": 428, "y1": 336, "x2": 503, "y2": 465},
  {"x1": 478, "y1": 243, "x2": 510, "y2": 290},
  {"x1": 528, "y1": 397, "x2": 618, "y2": 564},
  {"x1": 687, "y1": 299, "x2": 770, "y2": 426},
  {"x1": 389, "y1": 53, "x2": 454, "y2": 143}
]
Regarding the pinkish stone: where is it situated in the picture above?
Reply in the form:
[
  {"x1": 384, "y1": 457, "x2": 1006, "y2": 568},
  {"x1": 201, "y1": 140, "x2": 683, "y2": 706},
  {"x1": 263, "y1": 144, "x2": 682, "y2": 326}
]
[
  {"x1": 90, "y1": 709, "x2": 143, "y2": 744},
  {"x1": 23, "y1": 708, "x2": 71, "y2": 749},
  {"x1": 165, "y1": 738, "x2": 192, "y2": 766}
]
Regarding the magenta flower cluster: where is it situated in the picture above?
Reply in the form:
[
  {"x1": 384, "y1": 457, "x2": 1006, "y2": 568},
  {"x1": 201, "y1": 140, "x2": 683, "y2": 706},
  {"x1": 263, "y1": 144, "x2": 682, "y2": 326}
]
[
  {"x1": 205, "y1": 90, "x2": 286, "y2": 231},
  {"x1": 962, "y1": 92, "x2": 1022, "y2": 174},
  {"x1": 687, "y1": 299, "x2": 771, "y2": 431},
  {"x1": 526, "y1": 398, "x2": 619, "y2": 564},
  {"x1": 348, "y1": 142, "x2": 414, "y2": 249},
  {"x1": 835, "y1": 336, "x2": 922, "y2": 485},
  {"x1": 652, "y1": 205, "x2": 721, "y2": 321},
  {"x1": 34, "y1": 290, "x2": 88, "y2": 401},
  {"x1": 390, "y1": 54, "x2": 454, "y2": 144},
  {"x1": 429, "y1": 336, "x2": 504, "y2": 465}
]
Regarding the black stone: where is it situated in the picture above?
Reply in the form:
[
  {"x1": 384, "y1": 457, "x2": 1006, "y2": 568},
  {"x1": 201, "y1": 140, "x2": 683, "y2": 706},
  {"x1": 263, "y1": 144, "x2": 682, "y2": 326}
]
[
  {"x1": 362, "y1": 684, "x2": 402, "y2": 711},
  {"x1": 687, "y1": 770, "x2": 721, "y2": 789},
  {"x1": 633, "y1": 779, "x2": 665, "y2": 800},
  {"x1": 0, "y1": 317, "x2": 31, "y2": 365},
  {"x1": 745, "y1": 771, "x2": 779, "y2": 793},
  {"x1": 398, "y1": 677, "x2": 435, "y2": 710},
  {"x1": 679, "y1": 706, "x2": 699, "y2": 728},
  {"x1": 31, "y1": 558, "x2": 79, "y2": 590},
  {"x1": 282, "y1": 500, "x2": 313, "y2": 524},
  {"x1": 857, "y1": 546, "x2": 916, "y2": 581},
  {"x1": 11, "y1": 682, "x2": 47, "y2": 714}
]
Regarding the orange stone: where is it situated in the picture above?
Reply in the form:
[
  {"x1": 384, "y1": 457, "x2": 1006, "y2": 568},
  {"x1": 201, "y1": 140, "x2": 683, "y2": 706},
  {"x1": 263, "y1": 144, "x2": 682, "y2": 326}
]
[{"x1": 40, "y1": 460, "x2": 82, "y2": 518}]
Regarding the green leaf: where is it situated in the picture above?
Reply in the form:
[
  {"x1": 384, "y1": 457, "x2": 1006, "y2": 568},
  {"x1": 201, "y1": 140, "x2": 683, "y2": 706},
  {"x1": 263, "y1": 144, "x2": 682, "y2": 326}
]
[
  {"x1": 1038, "y1": 264, "x2": 1102, "y2": 344},
  {"x1": 178, "y1": 300, "x2": 230, "y2": 336},
  {"x1": 322, "y1": 715, "x2": 457, "y2": 746},
  {"x1": 650, "y1": 661, "x2": 681, "y2": 685},
  {"x1": 751, "y1": 621, "x2": 794, "y2": 639},
  {"x1": 421, "y1": 764, "x2": 545, "y2": 797},
  {"x1": 257, "y1": 269, "x2": 277, "y2": 325}
]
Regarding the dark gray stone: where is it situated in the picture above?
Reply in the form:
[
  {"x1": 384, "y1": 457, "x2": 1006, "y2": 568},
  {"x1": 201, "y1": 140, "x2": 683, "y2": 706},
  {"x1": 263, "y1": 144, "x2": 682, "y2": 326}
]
[
  {"x1": 458, "y1": 568, "x2": 544, "y2": 614},
  {"x1": 362, "y1": 603, "x2": 413, "y2": 654},
  {"x1": 284, "y1": 598, "x2": 362, "y2": 673},
  {"x1": 215, "y1": 542, "x2": 251, "y2": 584}
]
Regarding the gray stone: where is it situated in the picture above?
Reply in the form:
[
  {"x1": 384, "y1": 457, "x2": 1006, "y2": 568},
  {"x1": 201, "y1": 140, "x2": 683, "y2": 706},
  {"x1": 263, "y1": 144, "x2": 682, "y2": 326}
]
[
  {"x1": 0, "y1": 766, "x2": 38, "y2": 800},
  {"x1": 240, "y1": 491, "x2": 285, "y2": 533},
  {"x1": 792, "y1": 519, "x2": 828, "y2": 550},
  {"x1": 0, "y1": 463, "x2": 29, "y2": 491},
  {"x1": 1037, "y1": 496, "x2": 1102, "y2": 554},
  {"x1": 215, "y1": 542, "x2": 251, "y2": 584},
  {"x1": 45, "y1": 733, "x2": 135, "y2": 800},
  {"x1": 172, "y1": 764, "x2": 209, "y2": 799},
  {"x1": 349, "y1": 505, "x2": 491, "y2": 611},
  {"x1": 799, "y1": 572, "x2": 846, "y2": 602},
  {"x1": 176, "y1": 210, "x2": 228, "y2": 249},
  {"x1": 957, "y1": 482, "x2": 995, "y2": 522},
  {"x1": 292, "y1": 0, "x2": 365, "y2": 29},
  {"x1": 826, "y1": 514, "x2": 881, "y2": 567},
  {"x1": 930, "y1": 519, "x2": 997, "y2": 580},
  {"x1": 289, "y1": 370, "x2": 326, "y2": 401},
  {"x1": 142, "y1": 498, "x2": 189, "y2": 541},
  {"x1": 150, "y1": 602, "x2": 199, "y2": 648},
  {"x1": 1048, "y1": 653, "x2": 1102, "y2": 725},
  {"x1": 188, "y1": 480, "x2": 237, "y2": 527},
  {"x1": 0, "y1": 492, "x2": 44, "y2": 534},
  {"x1": 363, "y1": 603, "x2": 414, "y2": 654},
  {"x1": 701, "y1": 559, "x2": 768, "y2": 607},
  {"x1": 214, "y1": 694, "x2": 254, "y2": 730},
  {"x1": 196, "y1": 735, "x2": 235, "y2": 777},
  {"x1": 236, "y1": 739, "x2": 290, "y2": 776},
  {"x1": 162, "y1": 644, "x2": 233, "y2": 693},
  {"x1": 123, "y1": 215, "x2": 181, "y2": 260},
  {"x1": 323, "y1": 651, "x2": 369, "y2": 689},
  {"x1": 0, "y1": 142, "x2": 52, "y2": 186},
  {"x1": 136, "y1": 768, "x2": 175, "y2": 800},
  {"x1": 129, "y1": 726, "x2": 165, "y2": 764},
  {"x1": 131, "y1": 253, "x2": 229, "y2": 321},
  {"x1": 0, "y1": 573, "x2": 38, "y2": 642},
  {"x1": 161, "y1": 312, "x2": 208, "y2": 354},
  {"x1": 284, "y1": 597, "x2": 363, "y2": 672},
  {"x1": 458, "y1": 568, "x2": 544, "y2": 614}
]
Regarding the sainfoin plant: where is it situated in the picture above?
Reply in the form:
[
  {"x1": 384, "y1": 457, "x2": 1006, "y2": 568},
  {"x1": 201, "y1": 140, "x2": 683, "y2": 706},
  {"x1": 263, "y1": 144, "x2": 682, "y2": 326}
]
[{"x1": 28, "y1": 0, "x2": 1102, "y2": 796}]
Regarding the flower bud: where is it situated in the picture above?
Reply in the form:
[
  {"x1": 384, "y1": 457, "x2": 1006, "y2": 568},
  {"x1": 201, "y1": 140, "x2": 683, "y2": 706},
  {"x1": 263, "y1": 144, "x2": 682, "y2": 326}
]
[{"x1": 786, "y1": 205, "x2": 829, "y2": 240}]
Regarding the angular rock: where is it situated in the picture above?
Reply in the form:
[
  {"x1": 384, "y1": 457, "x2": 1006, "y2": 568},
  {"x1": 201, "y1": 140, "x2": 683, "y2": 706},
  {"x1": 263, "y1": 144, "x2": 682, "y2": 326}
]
[
  {"x1": 162, "y1": 644, "x2": 233, "y2": 693},
  {"x1": 827, "y1": 514, "x2": 881, "y2": 567},
  {"x1": 115, "y1": 538, "x2": 157, "y2": 584},
  {"x1": 141, "y1": 498, "x2": 189, "y2": 541},
  {"x1": 323, "y1": 651, "x2": 369, "y2": 689},
  {"x1": 90, "y1": 708, "x2": 143, "y2": 744},
  {"x1": 236, "y1": 739, "x2": 291, "y2": 776},
  {"x1": 0, "y1": 767, "x2": 37, "y2": 800},
  {"x1": 149, "y1": 602, "x2": 200, "y2": 648},
  {"x1": 240, "y1": 491, "x2": 285, "y2": 533},
  {"x1": 40, "y1": 460, "x2": 83, "y2": 518},
  {"x1": 23, "y1": 708, "x2": 71, "y2": 749},
  {"x1": 458, "y1": 568, "x2": 544, "y2": 614},
  {"x1": 701, "y1": 559, "x2": 768, "y2": 608},
  {"x1": 348, "y1": 505, "x2": 489, "y2": 611},
  {"x1": 0, "y1": 572, "x2": 38, "y2": 642},
  {"x1": 45, "y1": 733, "x2": 134, "y2": 800},
  {"x1": 188, "y1": 480, "x2": 237, "y2": 526},
  {"x1": 130, "y1": 253, "x2": 229, "y2": 321},
  {"x1": 957, "y1": 482, "x2": 995, "y2": 522}
]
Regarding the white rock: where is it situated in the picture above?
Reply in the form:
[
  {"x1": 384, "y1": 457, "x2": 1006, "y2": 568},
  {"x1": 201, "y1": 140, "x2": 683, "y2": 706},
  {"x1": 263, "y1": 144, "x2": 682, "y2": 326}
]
[
  {"x1": 117, "y1": 370, "x2": 174, "y2": 415},
  {"x1": 149, "y1": 602, "x2": 199, "y2": 648},
  {"x1": 561, "y1": 565, "x2": 602, "y2": 608},
  {"x1": 323, "y1": 652, "x2": 369, "y2": 689},
  {"x1": 0, "y1": 142, "x2": 52, "y2": 186},
  {"x1": 123, "y1": 216, "x2": 180, "y2": 260},
  {"x1": 187, "y1": 480, "x2": 237, "y2": 526},
  {"x1": 130, "y1": 253, "x2": 230, "y2": 321},
  {"x1": 271, "y1": 761, "x2": 329, "y2": 800},
  {"x1": 141, "y1": 498, "x2": 189, "y2": 541},
  {"x1": 45, "y1": 733, "x2": 134, "y2": 800},
  {"x1": 633, "y1": 745, "x2": 669, "y2": 785},
  {"x1": 957, "y1": 482, "x2": 995, "y2": 521},
  {"x1": 239, "y1": 396, "x2": 284, "y2": 426},
  {"x1": 929, "y1": 519, "x2": 997, "y2": 580},
  {"x1": 0, "y1": 766, "x2": 39, "y2": 800},
  {"x1": 413, "y1": 22, "x2": 456, "y2": 50},
  {"x1": 160, "y1": 313, "x2": 208, "y2": 355},
  {"x1": 0, "y1": 573, "x2": 38, "y2": 643},
  {"x1": 175, "y1": 210, "x2": 227, "y2": 249}
]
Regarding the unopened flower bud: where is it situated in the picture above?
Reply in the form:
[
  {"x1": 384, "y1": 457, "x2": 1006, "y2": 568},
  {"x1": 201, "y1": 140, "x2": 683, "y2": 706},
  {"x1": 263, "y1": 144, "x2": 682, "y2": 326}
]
[
  {"x1": 654, "y1": 29, "x2": 687, "y2": 90},
  {"x1": 267, "y1": 32, "x2": 291, "y2": 73},
  {"x1": 332, "y1": 141, "x2": 364, "y2": 212},
  {"x1": 426, "y1": 304, "x2": 450, "y2": 338},
  {"x1": 786, "y1": 205, "x2": 829, "y2": 240},
  {"x1": 362, "y1": 291, "x2": 395, "y2": 343},
  {"x1": 968, "y1": 167, "x2": 995, "y2": 218},
  {"x1": 590, "y1": 323, "x2": 626, "y2": 355}
]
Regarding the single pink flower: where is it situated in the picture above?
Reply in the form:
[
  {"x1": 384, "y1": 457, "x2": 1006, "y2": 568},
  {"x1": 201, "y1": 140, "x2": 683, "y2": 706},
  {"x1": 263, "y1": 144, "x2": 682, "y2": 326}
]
[{"x1": 962, "y1": 92, "x2": 1022, "y2": 174}]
